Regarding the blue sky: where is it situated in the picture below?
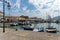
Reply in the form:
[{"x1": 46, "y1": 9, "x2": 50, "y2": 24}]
[{"x1": 0, "y1": 0, "x2": 60, "y2": 19}]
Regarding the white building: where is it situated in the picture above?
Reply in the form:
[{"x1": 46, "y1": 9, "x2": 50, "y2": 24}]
[{"x1": 0, "y1": 11, "x2": 3, "y2": 19}]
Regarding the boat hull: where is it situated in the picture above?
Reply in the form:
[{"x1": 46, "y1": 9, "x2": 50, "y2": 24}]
[
  {"x1": 22, "y1": 27, "x2": 34, "y2": 31},
  {"x1": 46, "y1": 28, "x2": 57, "y2": 33},
  {"x1": 38, "y1": 30, "x2": 44, "y2": 32},
  {"x1": 46, "y1": 31, "x2": 57, "y2": 33},
  {"x1": 18, "y1": 23, "x2": 31, "y2": 25},
  {"x1": 10, "y1": 23, "x2": 18, "y2": 26}
]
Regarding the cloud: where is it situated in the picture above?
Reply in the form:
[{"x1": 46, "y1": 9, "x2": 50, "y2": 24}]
[
  {"x1": 28, "y1": 0, "x2": 60, "y2": 18},
  {"x1": 29, "y1": 0, "x2": 55, "y2": 9},
  {"x1": 0, "y1": 1, "x2": 3, "y2": 11},
  {"x1": 0, "y1": 1, "x2": 2, "y2": 4},
  {"x1": 54, "y1": 0, "x2": 60, "y2": 5},
  {"x1": 7, "y1": 0, "x2": 20, "y2": 9},
  {"x1": 15, "y1": 0, "x2": 20, "y2": 8},
  {"x1": 0, "y1": 0, "x2": 59, "y2": 18},
  {"x1": 0, "y1": 6, "x2": 3, "y2": 11},
  {"x1": 22, "y1": 6, "x2": 27, "y2": 11}
]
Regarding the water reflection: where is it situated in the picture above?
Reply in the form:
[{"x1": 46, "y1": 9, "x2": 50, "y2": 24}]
[{"x1": 10, "y1": 23, "x2": 60, "y2": 34}]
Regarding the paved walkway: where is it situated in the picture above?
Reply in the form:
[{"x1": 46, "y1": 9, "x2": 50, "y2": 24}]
[{"x1": 0, "y1": 28, "x2": 59, "y2": 40}]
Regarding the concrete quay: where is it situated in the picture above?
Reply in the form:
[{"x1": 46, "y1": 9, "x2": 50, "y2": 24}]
[{"x1": 0, "y1": 28, "x2": 59, "y2": 40}]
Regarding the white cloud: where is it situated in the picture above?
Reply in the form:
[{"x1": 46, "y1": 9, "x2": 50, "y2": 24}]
[
  {"x1": 29, "y1": 0, "x2": 60, "y2": 18},
  {"x1": 54, "y1": 0, "x2": 60, "y2": 5},
  {"x1": 15, "y1": 0, "x2": 20, "y2": 8},
  {"x1": 0, "y1": 1, "x2": 2, "y2": 4},
  {"x1": 3, "y1": 0, "x2": 60, "y2": 18},
  {"x1": 0, "y1": 6, "x2": 3, "y2": 11},
  {"x1": 0, "y1": 1, "x2": 3, "y2": 11},
  {"x1": 29, "y1": 0, "x2": 54, "y2": 9},
  {"x1": 22, "y1": 6, "x2": 27, "y2": 11}
]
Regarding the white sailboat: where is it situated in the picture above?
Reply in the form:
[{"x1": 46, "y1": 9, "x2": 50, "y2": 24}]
[{"x1": 46, "y1": 14, "x2": 57, "y2": 33}]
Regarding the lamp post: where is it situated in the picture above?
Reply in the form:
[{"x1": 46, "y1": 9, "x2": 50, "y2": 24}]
[
  {"x1": 3, "y1": 0, "x2": 5, "y2": 33},
  {"x1": 3, "y1": 0, "x2": 11, "y2": 32},
  {"x1": 7, "y1": 3, "x2": 11, "y2": 10}
]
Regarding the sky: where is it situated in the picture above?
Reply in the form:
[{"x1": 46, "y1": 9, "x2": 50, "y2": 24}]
[{"x1": 0, "y1": 0, "x2": 60, "y2": 19}]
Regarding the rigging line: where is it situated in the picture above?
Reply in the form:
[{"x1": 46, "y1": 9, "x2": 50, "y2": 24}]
[{"x1": 57, "y1": 5, "x2": 59, "y2": 31}]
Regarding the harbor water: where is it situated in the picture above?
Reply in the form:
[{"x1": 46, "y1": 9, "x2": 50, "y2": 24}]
[
  {"x1": 0, "y1": 23, "x2": 60, "y2": 34},
  {"x1": 9, "y1": 23, "x2": 60, "y2": 34}
]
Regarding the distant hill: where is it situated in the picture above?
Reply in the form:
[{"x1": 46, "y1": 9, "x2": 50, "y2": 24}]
[{"x1": 52, "y1": 16, "x2": 60, "y2": 20}]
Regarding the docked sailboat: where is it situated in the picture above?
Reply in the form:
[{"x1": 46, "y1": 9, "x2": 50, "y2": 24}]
[
  {"x1": 46, "y1": 15, "x2": 57, "y2": 33},
  {"x1": 46, "y1": 26, "x2": 57, "y2": 33}
]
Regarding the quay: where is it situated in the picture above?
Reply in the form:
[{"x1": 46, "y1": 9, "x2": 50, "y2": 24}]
[{"x1": 0, "y1": 28, "x2": 59, "y2": 40}]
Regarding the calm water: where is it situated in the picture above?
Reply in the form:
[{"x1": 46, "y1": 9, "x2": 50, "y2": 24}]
[{"x1": 9, "y1": 23, "x2": 60, "y2": 34}]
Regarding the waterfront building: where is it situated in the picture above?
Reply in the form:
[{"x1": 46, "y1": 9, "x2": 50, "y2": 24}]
[
  {"x1": 0, "y1": 11, "x2": 3, "y2": 19},
  {"x1": 29, "y1": 17, "x2": 44, "y2": 22},
  {"x1": 5, "y1": 16, "x2": 19, "y2": 22},
  {"x1": 19, "y1": 15, "x2": 29, "y2": 20},
  {"x1": 5, "y1": 15, "x2": 29, "y2": 22},
  {"x1": 0, "y1": 11, "x2": 3, "y2": 22}
]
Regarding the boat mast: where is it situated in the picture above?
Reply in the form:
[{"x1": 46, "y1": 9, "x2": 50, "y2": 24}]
[{"x1": 46, "y1": 12, "x2": 51, "y2": 28}]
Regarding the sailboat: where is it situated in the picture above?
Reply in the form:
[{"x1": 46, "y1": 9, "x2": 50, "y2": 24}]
[
  {"x1": 46, "y1": 14, "x2": 57, "y2": 33},
  {"x1": 46, "y1": 23, "x2": 57, "y2": 33}
]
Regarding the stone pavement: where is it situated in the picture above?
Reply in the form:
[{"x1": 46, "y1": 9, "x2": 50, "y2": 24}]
[{"x1": 0, "y1": 28, "x2": 59, "y2": 40}]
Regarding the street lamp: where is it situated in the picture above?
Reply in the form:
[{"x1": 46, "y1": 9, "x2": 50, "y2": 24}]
[
  {"x1": 3, "y1": 0, "x2": 5, "y2": 33},
  {"x1": 7, "y1": 2, "x2": 11, "y2": 10},
  {"x1": 3, "y1": 0, "x2": 11, "y2": 32}
]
